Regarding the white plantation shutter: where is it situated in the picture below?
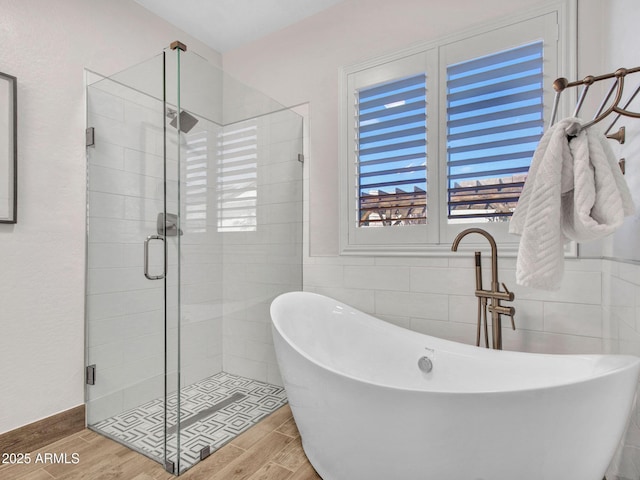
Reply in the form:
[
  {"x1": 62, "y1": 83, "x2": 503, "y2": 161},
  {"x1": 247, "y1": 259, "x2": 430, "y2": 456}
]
[
  {"x1": 217, "y1": 122, "x2": 258, "y2": 232},
  {"x1": 446, "y1": 41, "x2": 544, "y2": 222},
  {"x1": 356, "y1": 74, "x2": 427, "y2": 227},
  {"x1": 185, "y1": 131, "x2": 209, "y2": 233},
  {"x1": 341, "y1": 7, "x2": 566, "y2": 253}
]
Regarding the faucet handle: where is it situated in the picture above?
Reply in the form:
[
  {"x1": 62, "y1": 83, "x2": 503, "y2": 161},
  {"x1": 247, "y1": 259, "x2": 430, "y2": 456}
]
[
  {"x1": 501, "y1": 282, "x2": 515, "y2": 301},
  {"x1": 500, "y1": 283, "x2": 516, "y2": 330},
  {"x1": 502, "y1": 304, "x2": 516, "y2": 330}
]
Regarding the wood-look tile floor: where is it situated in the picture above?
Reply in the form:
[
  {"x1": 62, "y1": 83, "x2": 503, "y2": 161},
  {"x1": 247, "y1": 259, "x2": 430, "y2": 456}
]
[{"x1": 0, "y1": 405, "x2": 322, "y2": 480}]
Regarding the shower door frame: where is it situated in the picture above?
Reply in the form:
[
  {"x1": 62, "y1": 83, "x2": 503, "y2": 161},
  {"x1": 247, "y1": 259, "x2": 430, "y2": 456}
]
[{"x1": 162, "y1": 43, "x2": 184, "y2": 475}]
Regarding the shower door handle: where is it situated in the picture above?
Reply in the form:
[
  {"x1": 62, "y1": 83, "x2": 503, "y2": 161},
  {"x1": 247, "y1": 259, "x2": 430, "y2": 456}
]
[{"x1": 144, "y1": 235, "x2": 166, "y2": 280}]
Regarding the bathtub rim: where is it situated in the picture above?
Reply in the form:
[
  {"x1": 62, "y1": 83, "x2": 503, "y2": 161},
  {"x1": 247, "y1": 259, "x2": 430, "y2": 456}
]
[{"x1": 271, "y1": 291, "x2": 640, "y2": 395}]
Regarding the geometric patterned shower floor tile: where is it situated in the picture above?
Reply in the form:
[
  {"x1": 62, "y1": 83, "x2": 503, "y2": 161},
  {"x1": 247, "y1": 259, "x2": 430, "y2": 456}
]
[{"x1": 91, "y1": 372, "x2": 287, "y2": 474}]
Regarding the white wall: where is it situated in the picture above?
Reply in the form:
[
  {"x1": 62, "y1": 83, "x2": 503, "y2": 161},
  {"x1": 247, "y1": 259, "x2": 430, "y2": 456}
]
[
  {"x1": 594, "y1": 1, "x2": 640, "y2": 478},
  {"x1": 0, "y1": 0, "x2": 221, "y2": 435},
  {"x1": 600, "y1": 0, "x2": 640, "y2": 263}
]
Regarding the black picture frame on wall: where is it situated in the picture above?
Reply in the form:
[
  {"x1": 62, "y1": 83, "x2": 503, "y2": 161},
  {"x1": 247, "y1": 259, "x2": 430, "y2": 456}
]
[{"x1": 0, "y1": 71, "x2": 16, "y2": 224}]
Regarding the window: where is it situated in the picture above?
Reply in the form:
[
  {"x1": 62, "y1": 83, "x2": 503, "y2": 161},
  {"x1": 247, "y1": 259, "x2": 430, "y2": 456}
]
[
  {"x1": 341, "y1": 3, "x2": 573, "y2": 254},
  {"x1": 357, "y1": 74, "x2": 427, "y2": 227},
  {"x1": 446, "y1": 41, "x2": 544, "y2": 224}
]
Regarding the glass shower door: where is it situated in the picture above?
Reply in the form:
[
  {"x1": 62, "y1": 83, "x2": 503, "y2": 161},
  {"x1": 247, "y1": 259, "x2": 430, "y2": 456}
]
[
  {"x1": 85, "y1": 52, "x2": 179, "y2": 473},
  {"x1": 86, "y1": 42, "x2": 304, "y2": 476}
]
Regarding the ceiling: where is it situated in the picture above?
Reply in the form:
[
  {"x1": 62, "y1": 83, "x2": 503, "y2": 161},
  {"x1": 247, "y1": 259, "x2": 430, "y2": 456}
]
[{"x1": 134, "y1": 0, "x2": 346, "y2": 53}]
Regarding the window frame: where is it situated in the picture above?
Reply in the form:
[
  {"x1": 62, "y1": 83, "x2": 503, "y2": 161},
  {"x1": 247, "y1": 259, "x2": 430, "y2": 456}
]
[{"x1": 339, "y1": 0, "x2": 576, "y2": 256}]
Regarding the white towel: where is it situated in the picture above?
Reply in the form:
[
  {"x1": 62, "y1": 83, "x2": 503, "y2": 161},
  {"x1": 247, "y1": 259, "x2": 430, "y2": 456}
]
[{"x1": 509, "y1": 117, "x2": 635, "y2": 290}]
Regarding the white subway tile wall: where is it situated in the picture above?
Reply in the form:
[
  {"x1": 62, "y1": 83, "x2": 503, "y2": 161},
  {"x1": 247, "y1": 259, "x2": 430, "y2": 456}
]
[
  {"x1": 602, "y1": 260, "x2": 640, "y2": 480},
  {"x1": 303, "y1": 240, "x2": 640, "y2": 479},
  {"x1": 304, "y1": 255, "x2": 607, "y2": 354},
  {"x1": 221, "y1": 109, "x2": 304, "y2": 386}
]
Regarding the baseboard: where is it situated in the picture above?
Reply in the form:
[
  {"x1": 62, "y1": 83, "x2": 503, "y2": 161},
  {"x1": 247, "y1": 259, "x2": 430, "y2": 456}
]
[{"x1": 0, "y1": 405, "x2": 85, "y2": 454}]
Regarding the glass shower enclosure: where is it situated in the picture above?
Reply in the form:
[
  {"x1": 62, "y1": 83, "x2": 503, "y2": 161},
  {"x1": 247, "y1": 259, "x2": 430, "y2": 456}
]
[{"x1": 85, "y1": 42, "x2": 303, "y2": 474}]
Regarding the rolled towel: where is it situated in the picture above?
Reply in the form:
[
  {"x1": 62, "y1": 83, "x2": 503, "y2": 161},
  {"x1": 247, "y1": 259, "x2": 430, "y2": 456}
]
[{"x1": 509, "y1": 117, "x2": 634, "y2": 290}]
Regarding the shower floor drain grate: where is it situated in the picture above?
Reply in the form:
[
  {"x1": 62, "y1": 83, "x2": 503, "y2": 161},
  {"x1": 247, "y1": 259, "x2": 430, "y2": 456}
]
[
  {"x1": 91, "y1": 372, "x2": 287, "y2": 473},
  {"x1": 165, "y1": 392, "x2": 246, "y2": 435}
]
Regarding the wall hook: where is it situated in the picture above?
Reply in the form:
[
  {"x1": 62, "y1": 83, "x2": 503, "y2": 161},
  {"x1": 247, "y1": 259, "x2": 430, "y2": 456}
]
[{"x1": 606, "y1": 126, "x2": 625, "y2": 144}]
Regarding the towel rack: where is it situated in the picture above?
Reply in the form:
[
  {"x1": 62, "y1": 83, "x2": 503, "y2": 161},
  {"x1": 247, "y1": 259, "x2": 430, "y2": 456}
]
[{"x1": 549, "y1": 66, "x2": 640, "y2": 142}]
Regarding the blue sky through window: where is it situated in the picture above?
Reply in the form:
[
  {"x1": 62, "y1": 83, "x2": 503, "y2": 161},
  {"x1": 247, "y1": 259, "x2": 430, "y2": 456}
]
[
  {"x1": 358, "y1": 74, "x2": 427, "y2": 198},
  {"x1": 355, "y1": 41, "x2": 544, "y2": 225}
]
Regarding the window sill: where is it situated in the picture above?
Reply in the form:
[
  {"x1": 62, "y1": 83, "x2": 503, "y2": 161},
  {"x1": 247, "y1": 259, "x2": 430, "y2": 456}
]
[{"x1": 340, "y1": 241, "x2": 577, "y2": 258}]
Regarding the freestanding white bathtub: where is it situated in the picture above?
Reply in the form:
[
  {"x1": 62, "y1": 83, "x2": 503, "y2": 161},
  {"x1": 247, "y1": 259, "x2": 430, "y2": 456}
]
[{"x1": 270, "y1": 291, "x2": 640, "y2": 480}]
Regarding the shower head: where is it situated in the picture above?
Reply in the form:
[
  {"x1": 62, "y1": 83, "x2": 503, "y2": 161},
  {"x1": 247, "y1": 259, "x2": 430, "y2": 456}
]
[{"x1": 166, "y1": 108, "x2": 199, "y2": 133}]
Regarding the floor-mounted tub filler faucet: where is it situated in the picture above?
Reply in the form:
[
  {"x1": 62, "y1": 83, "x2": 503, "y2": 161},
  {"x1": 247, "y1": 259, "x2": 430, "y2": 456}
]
[{"x1": 451, "y1": 228, "x2": 516, "y2": 350}]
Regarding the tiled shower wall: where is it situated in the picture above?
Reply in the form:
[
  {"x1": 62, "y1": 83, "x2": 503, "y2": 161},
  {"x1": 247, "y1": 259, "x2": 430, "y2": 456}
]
[
  {"x1": 87, "y1": 80, "x2": 169, "y2": 423},
  {"x1": 87, "y1": 70, "x2": 304, "y2": 425},
  {"x1": 221, "y1": 109, "x2": 304, "y2": 386},
  {"x1": 86, "y1": 79, "x2": 224, "y2": 424}
]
